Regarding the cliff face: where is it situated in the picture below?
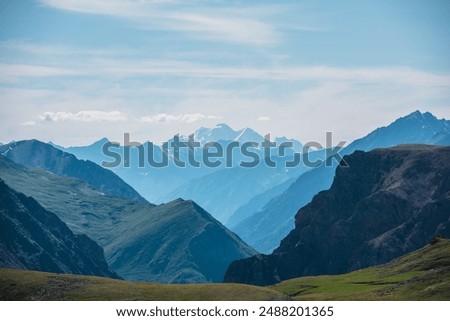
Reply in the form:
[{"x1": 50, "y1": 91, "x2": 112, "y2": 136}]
[{"x1": 224, "y1": 145, "x2": 450, "y2": 285}]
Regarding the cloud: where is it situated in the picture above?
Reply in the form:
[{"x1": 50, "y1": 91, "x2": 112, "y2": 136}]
[
  {"x1": 257, "y1": 116, "x2": 270, "y2": 122},
  {"x1": 39, "y1": 110, "x2": 127, "y2": 122},
  {"x1": 140, "y1": 113, "x2": 221, "y2": 123},
  {"x1": 39, "y1": 0, "x2": 278, "y2": 45},
  {"x1": 4, "y1": 41, "x2": 450, "y2": 88},
  {"x1": 22, "y1": 121, "x2": 37, "y2": 126},
  {"x1": 0, "y1": 63, "x2": 79, "y2": 83}
]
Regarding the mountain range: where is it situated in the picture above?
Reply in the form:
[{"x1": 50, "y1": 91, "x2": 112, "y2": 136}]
[
  {"x1": 54, "y1": 124, "x2": 309, "y2": 223},
  {"x1": 224, "y1": 145, "x2": 450, "y2": 285},
  {"x1": 1, "y1": 110, "x2": 449, "y2": 289},
  {"x1": 232, "y1": 110, "x2": 450, "y2": 253},
  {"x1": 0, "y1": 144, "x2": 256, "y2": 283}
]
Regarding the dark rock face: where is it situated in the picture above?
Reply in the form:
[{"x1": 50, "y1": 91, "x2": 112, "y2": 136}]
[
  {"x1": 224, "y1": 145, "x2": 450, "y2": 285},
  {"x1": 0, "y1": 140, "x2": 146, "y2": 203},
  {"x1": 0, "y1": 179, "x2": 119, "y2": 278}
]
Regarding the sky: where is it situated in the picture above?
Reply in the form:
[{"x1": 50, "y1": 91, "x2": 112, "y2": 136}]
[{"x1": 0, "y1": 0, "x2": 449, "y2": 146}]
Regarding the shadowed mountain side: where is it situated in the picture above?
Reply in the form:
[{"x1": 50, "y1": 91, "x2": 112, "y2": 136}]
[
  {"x1": 0, "y1": 179, "x2": 118, "y2": 279},
  {"x1": 225, "y1": 145, "x2": 450, "y2": 285}
]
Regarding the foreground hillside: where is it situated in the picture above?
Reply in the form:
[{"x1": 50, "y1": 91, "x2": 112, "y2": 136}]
[
  {"x1": 1, "y1": 238, "x2": 449, "y2": 300},
  {"x1": 0, "y1": 269, "x2": 287, "y2": 301},
  {"x1": 272, "y1": 237, "x2": 450, "y2": 300}
]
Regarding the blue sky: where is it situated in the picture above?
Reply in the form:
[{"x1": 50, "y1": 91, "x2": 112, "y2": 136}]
[{"x1": 0, "y1": 0, "x2": 449, "y2": 146}]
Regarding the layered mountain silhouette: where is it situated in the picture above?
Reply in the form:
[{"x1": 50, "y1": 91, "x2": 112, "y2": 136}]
[
  {"x1": 159, "y1": 160, "x2": 308, "y2": 224},
  {"x1": 0, "y1": 145, "x2": 256, "y2": 283},
  {"x1": 0, "y1": 179, "x2": 119, "y2": 278},
  {"x1": 0, "y1": 140, "x2": 146, "y2": 203},
  {"x1": 224, "y1": 145, "x2": 450, "y2": 285},
  {"x1": 233, "y1": 110, "x2": 450, "y2": 253},
  {"x1": 55, "y1": 124, "x2": 307, "y2": 224}
]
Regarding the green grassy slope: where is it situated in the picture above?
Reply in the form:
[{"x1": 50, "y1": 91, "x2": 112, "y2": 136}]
[
  {"x1": 272, "y1": 237, "x2": 450, "y2": 300},
  {"x1": 0, "y1": 268, "x2": 287, "y2": 301},
  {"x1": 1, "y1": 238, "x2": 449, "y2": 300}
]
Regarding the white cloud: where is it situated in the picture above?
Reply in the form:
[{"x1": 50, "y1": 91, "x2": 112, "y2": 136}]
[
  {"x1": 22, "y1": 121, "x2": 37, "y2": 126},
  {"x1": 140, "y1": 113, "x2": 221, "y2": 123},
  {"x1": 257, "y1": 116, "x2": 270, "y2": 122},
  {"x1": 39, "y1": 110, "x2": 127, "y2": 122}
]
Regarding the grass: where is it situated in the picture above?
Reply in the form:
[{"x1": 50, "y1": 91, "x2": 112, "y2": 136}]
[
  {"x1": 272, "y1": 237, "x2": 450, "y2": 300},
  {"x1": 1, "y1": 238, "x2": 449, "y2": 301},
  {"x1": 0, "y1": 269, "x2": 288, "y2": 301}
]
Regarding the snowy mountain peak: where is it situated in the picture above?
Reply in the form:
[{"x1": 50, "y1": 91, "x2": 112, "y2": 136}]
[
  {"x1": 234, "y1": 127, "x2": 264, "y2": 143},
  {"x1": 194, "y1": 123, "x2": 240, "y2": 144}
]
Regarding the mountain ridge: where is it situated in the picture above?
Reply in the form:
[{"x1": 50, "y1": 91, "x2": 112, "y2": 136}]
[
  {"x1": 0, "y1": 139, "x2": 146, "y2": 203},
  {"x1": 232, "y1": 110, "x2": 450, "y2": 253},
  {"x1": 224, "y1": 144, "x2": 450, "y2": 285}
]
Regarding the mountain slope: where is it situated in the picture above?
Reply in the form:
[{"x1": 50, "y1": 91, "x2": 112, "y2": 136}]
[
  {"x1": 227, "y1": 177, "x2": 296, "y2": 228},
  {"x1": 160, "y1": 163, "x2": 307, "y2": 224},
  {"x1": 0, "y1": 140, "x2": 146, "y2": 203},
  {"x1": 0, "y1": 155, "x2": 256, "y2": 283},
  {"x1": 234, "y1": 111, "x2": 450, "y2": 253},
  {"x1": 225, "y1": 145, "x2": 450, "y2": 285},
  {"x1": 109, "y1": 199, "x2": 257, "y2": 282},
  {"x1": 0, "y1": 179, "x2": 118, "y2": 278},
  {"x1": 272, "y1": 237, "x2": 450, "y2": 300}
]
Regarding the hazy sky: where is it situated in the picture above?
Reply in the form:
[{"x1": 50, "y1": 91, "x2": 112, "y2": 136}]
[{"x1": 1, "y1": 0, "x2": 449, "y2": 146}]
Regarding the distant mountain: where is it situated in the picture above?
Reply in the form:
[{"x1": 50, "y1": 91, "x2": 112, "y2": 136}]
[
  {"x1": 0, "y1": 155, "x2": 256, "y2": 283},
  {"x1": 227, "y1": 177, "x2": 296, "y2": 228},
  {"x1": 345, "y1": 111, "x2": 450, "y2": 153},
  {"x1": 194, "y1": 123, "x2": 245, "y2": 145},
  {"x1": 159, "y1": 161, "x2": 308, "y2": 224},
  {"x1": 0, "y1": 179, "x2": 119, "y2": 278},
  {"x1": 0, "y1": 140, "x2": 146, "y2": 203},
  {"x1": 53, "y1": 137, "x2": 110, "y2": 165},
  {"x1": 53, "y1": 124, "x2": 305, "y2": 222},
  {"x1": 233, "y1": 111, "x2": 450, "y2": 253},
  {"x1": 224, "y1": 145, "x2": 450, "y2": 285}
]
